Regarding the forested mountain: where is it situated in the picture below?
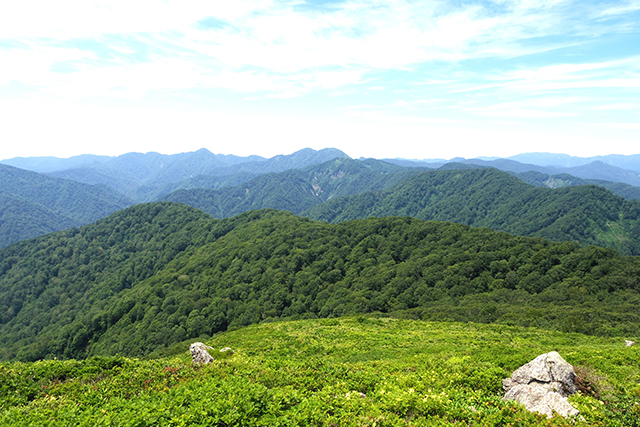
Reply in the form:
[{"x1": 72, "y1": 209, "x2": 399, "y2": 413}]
[
  {"x1": 386, "y1": 156, "x2": 640, "y2": 189},
  {"x1": 304, "y1": 168, "x2": 640, "y2": 255},
  {"x1": 472, "y1": 159, "x2": 640, "y2": 188},
  {"x1": 152, "y1": 171, "x2": 261, "y2": 200},
  {"x1": 1, "y1": 202, "x2": 639, "y2": 362},
  {"x1": 0, "y1": 193, "x2": 76, "y2": 248},
  {"x1": 515, "y1": 171, "x2": 640, "y2": 200},
  {"x1": 4, "y1": 148, "x2": 348, "y2": 202},
  {"x1": 0, "y1": 164, "x2": 133, "y2": 248},
  {"x1": 160, "y1": 158, "x2": 426, "y2": 218}
]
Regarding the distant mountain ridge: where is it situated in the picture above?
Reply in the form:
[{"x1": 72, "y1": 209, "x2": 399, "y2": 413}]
[
  {"x1": 4, "y1": 147, "x2": 640, "y2": 251},
  {"x1": 2, "y1": 148, "x2": 349, "y2": 202},
  {"x1": 384, "y1": 156, "x2": 640, "y2": 189},
  {"x1": 508, "y1": 152, "x2": 640, "y2": 171}
]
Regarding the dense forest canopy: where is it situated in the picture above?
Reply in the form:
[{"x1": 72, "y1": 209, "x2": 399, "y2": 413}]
[
  {"x1": 160, "y1": 157, "x2": 426, "y2": 218},
  {"x1": 304, "y1": 168, "x2": 640, "y2": 255},
  {"x1": 1, "y1": 202, "x2": 639, "y2": 362}
]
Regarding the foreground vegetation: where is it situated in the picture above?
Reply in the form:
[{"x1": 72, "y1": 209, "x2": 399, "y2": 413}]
[
  {"x1": 1, "y1": 318, "x2": 638, "y2": 426},
  {"x1": 2, "y1": 203, "x2": 640, "y2": 361}
]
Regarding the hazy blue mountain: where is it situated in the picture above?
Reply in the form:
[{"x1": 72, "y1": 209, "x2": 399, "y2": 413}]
[
  {"x1": 0, "y1": 154, "x2": 112, "y2": 173},
  {"x1": 304, "y1": 167, "x2": 640, "y2": 255},
  {"x1": 461, "y1": 159, "x2": 552, "y2": 174},
  {"x1": 40, "y1": 148, "x2": 347, "y2": 202},
  {"x1": 0, "y1": 164, "x2": 133, "y2": 248},
  {"x1": 219, "y1": 148, "x2": 349, "y2": 175},
  {"x1": 509, "y1": 152, "x2": 640, "y2": 171},
  {"x1": 559, "y1": 161, "x2": 640, "y2": 187},
  {"x1": 161, "y1": 157, "x2": 425, "y2": 218}
]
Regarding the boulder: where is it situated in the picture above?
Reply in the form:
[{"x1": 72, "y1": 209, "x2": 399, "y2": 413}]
[
  {"x1": 190, "y1": 342, "x2": 214, "y2": 364},
  {"x1": 625, "y1": 340, "x2": 636, "y2": 347},
  {"x1": 503, "y1": 351, "x2": 579, "y2": 418}
]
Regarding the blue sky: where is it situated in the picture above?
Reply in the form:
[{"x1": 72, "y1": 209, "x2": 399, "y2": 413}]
[{"x1": 0, "y1": 0, "x2": 638, "y2": 161}]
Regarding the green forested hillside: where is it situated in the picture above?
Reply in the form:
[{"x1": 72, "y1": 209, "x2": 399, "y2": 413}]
[
  {"x1": 1, "y1": 202, "x2": 639, "y2": 362},
  {"x1": 0, "y1": 164, "x2": 133, "y2": 248},
  {"x1": 516, "y1": 171, "x2": 640, "y2": 200},
  {"x1": 160, "y1": 158, "x2": 424, "y2": 218},
  {"x1": 2, "y1": 318, "x2": 638, "y2": 426},
  {"x1": 153, "y1": 171, "x2": 261, "y2": 199},
  {"x1": 0, "y1": 193, "x2": 76, "y2": 248},
  {"x1": 304, "y1": 168, "x2": 640, "y2": 255}
]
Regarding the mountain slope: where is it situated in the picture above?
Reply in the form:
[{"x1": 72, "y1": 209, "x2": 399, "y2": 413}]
[
  {"x1": 160, "y1": 158, "x2": 424, "y2": 218},
  {"x1": 0, "y1": 164, "x2": 133, "y2": 248},
  {"x1": 1, "y1": 202, "x2": 640, "y2": 362},
  {"x1": 0, "y1": 193, "x2": 76, "y2": 248},
  {"x1": 304, "y1": 168, "x2": 640, "y2": 254},
  {"x1": 516, "y1": 171, "x2": 640, "y2": 200}
]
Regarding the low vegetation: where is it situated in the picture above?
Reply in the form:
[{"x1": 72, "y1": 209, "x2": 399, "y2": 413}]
[{"x1": 1, "y1": 318, "x2": 638, "y2": 426}]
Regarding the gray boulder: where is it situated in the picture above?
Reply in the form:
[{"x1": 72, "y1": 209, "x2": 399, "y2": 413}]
[
  {"x1": 503, "y1": 351, "x2": 579, "y2": 418},
  {"x1": 625, "y1": 340, "x2": 636, "y2": 347},
  {"x1": 190, "y1": 342, "x2": 214, "y2": 364}
]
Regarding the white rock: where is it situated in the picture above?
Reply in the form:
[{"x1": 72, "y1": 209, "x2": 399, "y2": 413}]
[
  {"x1": 503, "y1": 351, "x2": 579, "y2": 418},
  {"x1": 190, "y1": 342, "x2": 214, "y2": 364}
]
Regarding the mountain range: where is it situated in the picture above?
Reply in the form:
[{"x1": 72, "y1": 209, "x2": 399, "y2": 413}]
[
  {"x1": 4, "y1": 148, "x2": 640, "y2": 253},
  {"x1": 2, "y1": 148, "x2": 347, "y2": 202}
]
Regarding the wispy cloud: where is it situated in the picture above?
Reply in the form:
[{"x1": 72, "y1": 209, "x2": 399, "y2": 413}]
[
  {"x1": 0, "y1": 1, "x2": 638, "y2": 160},
  {"x1": 1, "y1": 0, "x2": 638, "y2": 100}
]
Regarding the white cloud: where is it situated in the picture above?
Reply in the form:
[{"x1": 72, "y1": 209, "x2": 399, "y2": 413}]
[
  {"x1": 594, "y1": 0, "x2": 640, "y2": 18},
  {"x1": 4, "y1": 0, "x2": 636, "y2": 101},
  {"x1": 0, "y1": 0, "x2": 639, "y2": 160},
  {"x1": 592, "y1": 103, "x2": 640, "y2": 111}
]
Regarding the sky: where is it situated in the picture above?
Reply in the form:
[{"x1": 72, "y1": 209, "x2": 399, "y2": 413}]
[{"x1": 0, "y1": 0, "x2": 639, "y2": 161}]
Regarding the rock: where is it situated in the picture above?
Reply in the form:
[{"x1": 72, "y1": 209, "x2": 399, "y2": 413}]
[
  {"x1": 219, "y1": 347, "x2": 235, "y2": 354},
  {"x1": 625, "y1": 340, "x2": 636, "y2": 347},
  {"x1": 190, "y1": 342, "x2": 214, "y2": 364},
  {"x1": 503, "y1": 351, "x2": 579, "y2": 418}
]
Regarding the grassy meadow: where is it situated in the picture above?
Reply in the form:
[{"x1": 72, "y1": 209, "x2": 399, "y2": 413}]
[{"x1": 1, "y1": 317, "x2": 638, "y2": 426}]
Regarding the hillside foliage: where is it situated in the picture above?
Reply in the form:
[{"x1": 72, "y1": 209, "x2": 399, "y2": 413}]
[
  {"x1": 161, "y1": 158, "x2": 424, "y2": 218},
  {"x1": 304, "y1": 168, "x2": 640, "y2": 255},
  {"x1": 1, "y1": 203, "x2": 639, "y2": 362}
]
